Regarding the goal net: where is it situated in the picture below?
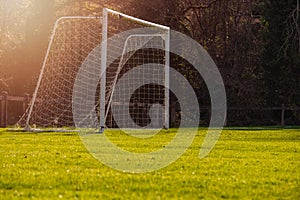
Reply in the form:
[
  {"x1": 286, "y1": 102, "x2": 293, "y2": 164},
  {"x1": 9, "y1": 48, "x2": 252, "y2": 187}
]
[{"x1": 17, "y1": 8, "x2": 170, "y2": 131}]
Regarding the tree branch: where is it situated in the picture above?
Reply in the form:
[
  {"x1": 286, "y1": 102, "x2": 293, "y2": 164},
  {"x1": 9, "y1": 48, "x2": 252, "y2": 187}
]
[
  {"x1": 280, "y1": 0, "x2": 300, "y2": 56},
  {"x1": 181, "y1": 0, "x2": 219, "y2": 15}
]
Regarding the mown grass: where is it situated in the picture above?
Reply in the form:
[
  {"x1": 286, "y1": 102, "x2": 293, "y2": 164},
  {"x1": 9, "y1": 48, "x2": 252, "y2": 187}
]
[{"x1": 0, "y1": 128, "x2": 299, "y2": 199}]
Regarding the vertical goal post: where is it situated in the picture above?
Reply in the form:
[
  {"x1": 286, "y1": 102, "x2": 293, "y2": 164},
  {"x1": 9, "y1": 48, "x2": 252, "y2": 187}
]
[{"x1": 18, "y1": 8, "x2": 170, "y2": 131}]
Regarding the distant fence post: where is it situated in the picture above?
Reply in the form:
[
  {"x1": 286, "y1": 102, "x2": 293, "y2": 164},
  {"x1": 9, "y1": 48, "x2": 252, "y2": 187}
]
[
  {"x1": 281, "y1": 104, "x2": 285, "y2": 127},
  {"x1": 1, "y1": 91, "x2": 8, "y2": 127}
]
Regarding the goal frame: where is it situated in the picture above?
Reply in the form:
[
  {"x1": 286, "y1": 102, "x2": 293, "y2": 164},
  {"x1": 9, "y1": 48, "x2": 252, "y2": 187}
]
[{"x1": 24, "y1": 8, "x2": 170, "y2": 131}]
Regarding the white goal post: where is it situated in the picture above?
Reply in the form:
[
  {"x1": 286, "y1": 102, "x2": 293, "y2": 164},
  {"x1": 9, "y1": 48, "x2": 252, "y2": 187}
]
[{"x1": 18, "y1": 8, "x2": 170, "y2": 131}]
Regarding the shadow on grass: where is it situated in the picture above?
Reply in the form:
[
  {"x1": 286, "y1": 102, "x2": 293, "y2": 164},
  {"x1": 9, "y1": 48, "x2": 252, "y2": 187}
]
[
  {"x1": 224, "y1": 126, "x2": 300, "y2": 131},
  {"x1": 0, "y1": 128, "x2": 7, "y2": 134},
  {"x1": 4, "y1": 128, "x2": 78, "y2": 136}
]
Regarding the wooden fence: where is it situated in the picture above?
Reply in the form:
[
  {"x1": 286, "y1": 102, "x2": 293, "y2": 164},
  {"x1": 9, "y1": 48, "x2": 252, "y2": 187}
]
[{"x1": 0, "y1": 91, "x2": 299, "y2": 127}]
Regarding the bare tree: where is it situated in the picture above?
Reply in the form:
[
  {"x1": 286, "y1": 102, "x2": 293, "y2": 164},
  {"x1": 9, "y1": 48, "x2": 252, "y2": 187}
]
[{"x1": 281, "y1": 0, "x2": 300, "y2": 56}]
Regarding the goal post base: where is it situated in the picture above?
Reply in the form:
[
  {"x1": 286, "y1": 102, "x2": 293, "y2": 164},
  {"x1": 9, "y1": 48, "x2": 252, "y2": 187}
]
[
  {"x1": 24, "y1": 124, "x2": 32, "y2": 132},
  {"x1": 99, "y1": 126, "x2": 105, "y2": 134}
]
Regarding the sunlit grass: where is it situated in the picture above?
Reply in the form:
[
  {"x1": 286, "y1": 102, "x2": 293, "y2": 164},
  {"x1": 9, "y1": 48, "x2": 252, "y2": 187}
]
[{"x1": 0, "y1": 128, "x2": 299, "y2": 199}]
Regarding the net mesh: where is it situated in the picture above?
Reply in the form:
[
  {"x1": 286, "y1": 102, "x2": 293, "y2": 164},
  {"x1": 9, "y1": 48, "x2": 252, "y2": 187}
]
[
  {"x1": 106, "y1": 35, "x2": 166, "y2": 128},
  {"x1": 18, "y1": 17, "x2": 102, "y2": 128}
]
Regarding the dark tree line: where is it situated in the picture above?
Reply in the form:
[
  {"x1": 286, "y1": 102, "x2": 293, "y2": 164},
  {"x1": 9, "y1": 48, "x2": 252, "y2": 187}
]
[
  {"x1": 262, "y1": 0, "x2": 300, "y2": 108},
  {"x1": 125, "y1": 0, "x2": 299, "y2": 125}
]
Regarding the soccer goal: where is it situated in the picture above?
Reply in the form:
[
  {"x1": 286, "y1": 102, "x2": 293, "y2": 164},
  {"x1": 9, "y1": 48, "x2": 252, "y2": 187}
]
[{"x1": 17, "y1": 8, "x2": 170, "y2": 131}]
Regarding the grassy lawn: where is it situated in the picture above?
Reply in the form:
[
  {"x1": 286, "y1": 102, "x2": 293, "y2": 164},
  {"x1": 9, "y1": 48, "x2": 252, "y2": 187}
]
[{"x1": 0, "y1": 128, "x2": 299, "y2": 199}]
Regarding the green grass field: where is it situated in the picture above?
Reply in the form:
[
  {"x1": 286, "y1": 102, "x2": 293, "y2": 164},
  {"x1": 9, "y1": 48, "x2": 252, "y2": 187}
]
[{"x1": 0, "y1": 128, "x2": 299, "y2": 199}]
